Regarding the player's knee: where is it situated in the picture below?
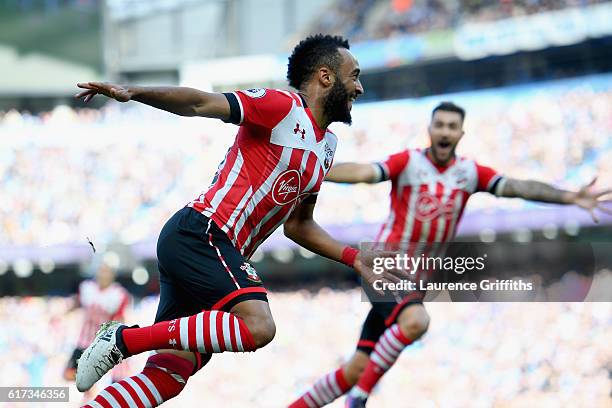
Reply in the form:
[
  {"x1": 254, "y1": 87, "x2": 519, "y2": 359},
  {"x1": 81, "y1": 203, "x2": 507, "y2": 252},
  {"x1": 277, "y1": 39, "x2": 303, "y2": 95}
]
[
  {"x1": 343, "y1": 353, "x2": 369, "y2": 385},
  {"x1": 231, "y1": 300, "x2": 276, "y2": 349},
  {"x1": 397, "y1": 306, "x2": 430, "y2": 340},
  {"x1": 239, "y1": 312, "x2": 276, "y2": 348},
  {"x1": 249, "y1": 314, "x2": 276, "y2": 348}
]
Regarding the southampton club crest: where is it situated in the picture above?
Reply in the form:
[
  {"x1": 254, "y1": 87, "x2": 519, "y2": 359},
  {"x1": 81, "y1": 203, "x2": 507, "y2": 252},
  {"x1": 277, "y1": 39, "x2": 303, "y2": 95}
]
[{"x1": 241, "y1": 262, "x2": 262, "y2": 284}]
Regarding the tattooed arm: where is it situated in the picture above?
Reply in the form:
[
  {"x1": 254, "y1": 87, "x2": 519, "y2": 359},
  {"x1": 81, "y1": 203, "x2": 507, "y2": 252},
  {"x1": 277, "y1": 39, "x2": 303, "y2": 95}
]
[{"x1": 499, "y1": 177, "x2": 612, "y2": 222}]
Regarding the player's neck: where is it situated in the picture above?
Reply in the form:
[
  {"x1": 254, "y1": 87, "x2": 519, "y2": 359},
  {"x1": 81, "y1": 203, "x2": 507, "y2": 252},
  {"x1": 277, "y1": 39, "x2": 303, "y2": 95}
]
[
  {"x1": 299, "y1": 89, "x2": 330, "y2": 130},
  {"x1": 97, "y1": 282, "x2": 112, "y2": 290},
  {"x1": 309, "y1": 104, "x2": 330, "y2": 130}
]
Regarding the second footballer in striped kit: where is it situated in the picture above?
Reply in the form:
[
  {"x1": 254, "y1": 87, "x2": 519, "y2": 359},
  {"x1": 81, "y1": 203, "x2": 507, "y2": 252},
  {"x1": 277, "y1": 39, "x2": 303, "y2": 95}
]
[{"x1": 290, "y1": 101, "x2": 611, "y2": 408}]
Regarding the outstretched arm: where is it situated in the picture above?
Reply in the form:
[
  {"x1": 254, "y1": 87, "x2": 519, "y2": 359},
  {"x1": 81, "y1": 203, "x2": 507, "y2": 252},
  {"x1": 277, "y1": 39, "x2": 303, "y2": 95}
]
[
  {"x1": 327, "y1": 151, "x2": 409, "y2": 184},
  {"x1": 325, "y1": 163, "x2": 382, "y2": 183},
  {"x1": 499, "y1": 177, "x2": 612, "y2": 222},
  {"x1": 283, "y1": 196, "x2": 386, "y2": 290},
  {"x1": 75, "y1": 82, "x2": 231, "y2": 119}
]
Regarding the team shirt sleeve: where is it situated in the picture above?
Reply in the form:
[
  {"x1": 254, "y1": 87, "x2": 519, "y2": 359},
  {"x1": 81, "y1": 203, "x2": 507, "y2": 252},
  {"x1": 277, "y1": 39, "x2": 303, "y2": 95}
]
[
  {"x1": 476, "y1": 163, "x2": 506, "y2": 195},
  {"x1": 376, "y1": 150, "x2": 410, "y2": 181},
  {"x1": 222, "y1": 88, "x2": 293, "y2": 128}
]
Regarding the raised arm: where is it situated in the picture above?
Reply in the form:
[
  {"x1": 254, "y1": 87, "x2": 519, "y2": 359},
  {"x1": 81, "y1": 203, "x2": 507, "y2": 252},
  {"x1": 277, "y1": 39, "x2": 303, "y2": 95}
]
[
  {"x1": 499, "y1": 177, "x2": 612, "y2": 222},
  {"x1": 327, "y1": 150, "x2": 409, "y2": 184},
  {"x1": 75, "y1": 82, "x2": 231, "y2": 119},
  {"x1": 325, "y1": 162, "x2": 382, "y2": 183}
]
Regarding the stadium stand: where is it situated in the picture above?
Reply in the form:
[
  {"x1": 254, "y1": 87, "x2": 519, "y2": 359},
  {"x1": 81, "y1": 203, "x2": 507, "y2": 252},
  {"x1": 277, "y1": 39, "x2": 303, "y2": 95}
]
[
  {"x1": 308, "y1": 0, "x2": 609, "y2": 41},
  {"x1": 1, "y1": 75, "x2": 610, "y2": 247}
]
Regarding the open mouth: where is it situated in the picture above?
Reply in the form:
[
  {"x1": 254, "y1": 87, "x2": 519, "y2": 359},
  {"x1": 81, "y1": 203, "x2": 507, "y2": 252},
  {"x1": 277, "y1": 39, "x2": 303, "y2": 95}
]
[{"x1": 437, "y1": 141, "x2": 451, "y2": 149}]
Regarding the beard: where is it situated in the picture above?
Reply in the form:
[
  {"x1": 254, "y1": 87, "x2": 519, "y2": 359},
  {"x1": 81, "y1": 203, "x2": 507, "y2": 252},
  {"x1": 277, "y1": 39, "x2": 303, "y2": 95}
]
[
  {"x1": 323, "y1": 80, "x2": 352, "y2": 125},
  {"x1": 430, "y1": 142, "x2": 457, "y2": 164}
]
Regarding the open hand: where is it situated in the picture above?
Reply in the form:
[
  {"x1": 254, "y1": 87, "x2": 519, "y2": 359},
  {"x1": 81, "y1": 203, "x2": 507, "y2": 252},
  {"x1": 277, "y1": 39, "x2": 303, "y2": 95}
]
[
  {"x1": 75, "y1": 82, "x2": 132, "y2": 103},
  {"x1": 572, "y1": 177, "x2": 612, "y2": 223}
]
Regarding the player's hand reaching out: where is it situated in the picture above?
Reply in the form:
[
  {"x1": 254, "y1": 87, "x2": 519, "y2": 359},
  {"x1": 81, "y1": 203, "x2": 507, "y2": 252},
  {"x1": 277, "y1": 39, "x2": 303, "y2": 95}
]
[
  {"x1": 353, "y1": 252, "x2": 405, "y2": 295},
  {"x1": 571, "y1": 177, "x2": 612, "y2": 223},
  {"x1": 353, "y1": 255, "x2": 382, "y2": 295},
  {"x1": 75, "y1": 82, "x2": 132, "y2": 103}
]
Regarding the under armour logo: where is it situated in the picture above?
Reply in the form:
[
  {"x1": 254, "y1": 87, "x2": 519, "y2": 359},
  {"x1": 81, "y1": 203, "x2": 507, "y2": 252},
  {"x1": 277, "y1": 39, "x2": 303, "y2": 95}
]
[{"x1": 294, "y1": 123, "x2": 306, "y2": 139}]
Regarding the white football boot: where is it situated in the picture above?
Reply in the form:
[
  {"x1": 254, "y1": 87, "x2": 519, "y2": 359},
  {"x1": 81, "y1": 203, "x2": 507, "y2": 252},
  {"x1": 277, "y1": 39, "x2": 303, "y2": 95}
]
[{"x1": 76, "y1": 321, "x2": 127, "y2": 392}]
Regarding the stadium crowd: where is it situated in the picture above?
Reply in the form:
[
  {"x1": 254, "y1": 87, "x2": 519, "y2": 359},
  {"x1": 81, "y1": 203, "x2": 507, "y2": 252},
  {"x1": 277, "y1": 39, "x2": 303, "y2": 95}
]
[
  {"x1": 308, "y1": 0, "x2": 608, "y2": 41},
  {"x1": 0, "y1": 272, "x2": 610, "y2": 407},
  {"x1": 1, "y1": 76, "x2": 610, "y2": 247}
]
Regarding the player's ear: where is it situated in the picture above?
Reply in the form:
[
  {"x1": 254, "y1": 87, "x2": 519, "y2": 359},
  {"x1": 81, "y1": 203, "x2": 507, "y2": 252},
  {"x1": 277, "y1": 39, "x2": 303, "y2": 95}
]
[{"x1": 318, "y1": 66, "x2": 333, "y2": 88}]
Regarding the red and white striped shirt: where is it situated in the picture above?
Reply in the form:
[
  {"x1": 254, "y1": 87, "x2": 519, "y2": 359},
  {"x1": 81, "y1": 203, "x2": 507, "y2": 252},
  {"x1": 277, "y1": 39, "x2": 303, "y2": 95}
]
[
  {"x1": 189, "y1": 89, "x2": 337, "y2": 258},
  {"x1": 376, "y1": 148, "x2": 502, "y2": 245},
  {"x1": 77, "y1": 280, "x2": 130, "y2": 349}
]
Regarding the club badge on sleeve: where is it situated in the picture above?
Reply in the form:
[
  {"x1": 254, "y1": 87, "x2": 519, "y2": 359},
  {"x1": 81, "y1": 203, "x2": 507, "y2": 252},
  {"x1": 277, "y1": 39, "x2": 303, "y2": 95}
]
[
  {"x1": 241, "y1": 262, "x2": 262, "y2": 284},
  {"x1": 244, "y1": 88, "x2": 266, "y2": 99}
]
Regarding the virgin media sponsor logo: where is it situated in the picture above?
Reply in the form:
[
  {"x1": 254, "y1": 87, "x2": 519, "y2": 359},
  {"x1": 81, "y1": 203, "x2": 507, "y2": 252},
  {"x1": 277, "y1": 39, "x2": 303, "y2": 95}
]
[
  {"x1": 415, "y1": 192, "x2": 456, "y2": 221},
  {"x1": 272, "y1": 169, "x2": 301, "y2": 205}
]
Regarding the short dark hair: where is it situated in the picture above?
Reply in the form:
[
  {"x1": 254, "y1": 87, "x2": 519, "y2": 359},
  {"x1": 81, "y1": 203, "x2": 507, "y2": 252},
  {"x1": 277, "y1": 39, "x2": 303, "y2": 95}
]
[
  {"x1": 432, "y1": 101, "x2": 465, "y2": 121},
  {"x1": 287, "y1": 34, "x2": 350, "y2": 90}
]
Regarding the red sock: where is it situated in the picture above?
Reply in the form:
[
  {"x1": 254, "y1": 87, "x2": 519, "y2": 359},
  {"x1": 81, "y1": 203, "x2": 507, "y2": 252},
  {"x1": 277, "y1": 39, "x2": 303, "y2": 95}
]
[
  {"x1": 122, "y1": 310, "x2": 256, "y2": 355},
  {"x1": 82, "y1": 353, "x2": 193, "y2": 408},
  {"x1": 354, "y1": 324, "x2": 412, "y2": 395},
  {"x1": 289, "y1": 367, "x2": 350, "y2": 408}
]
